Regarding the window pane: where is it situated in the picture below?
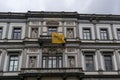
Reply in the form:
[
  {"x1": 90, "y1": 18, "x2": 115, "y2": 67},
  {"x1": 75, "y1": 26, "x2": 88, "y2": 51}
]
[
  {"x1": 53, "y1": 59, "x2": 56, "y2": 68},
  {"x1": 85, "y1": 55, "x2": 94, "y2": 71},
  {"x1": 104, "y1": 55, "x2": 113, "y2": 71},
  {"x1": 58, "y1": 57, "x2": 62, "y2": 68},
  {"x1": 83, "y1": 28, "x2": 91, "y2": 40},
  {"x1": 48, "y1": 27, "x2": 57, "y2": 35},
  {"x1": 0, "y1": 28, "x2": 2, "y2": 39},
  {"x1": 48, "y1": 59, "x2": 52, "y2": 68},
  {"x1": 42, "y1": 55, "x2": 63, "y2": 68},
  {"x1": 117, "y1": 29, "x2": 120, "y2": 40},
  {"x1": 100, "y1": 29, "x2": 108, "y2": 40},
  {"x1": 13, "y1": 28, "x2": 21, "y2": 39},
  {"x1": 8, "y1": 55, "x2": 19, "y2": 71},
  {"x1": 42, "y1": 57, "x2": 47, "y2": 68}
]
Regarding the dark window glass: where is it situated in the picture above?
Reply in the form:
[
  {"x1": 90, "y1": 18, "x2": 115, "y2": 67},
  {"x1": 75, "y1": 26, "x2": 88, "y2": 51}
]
[
  {"x1": 104, "y1": 55, "x2": 113, "y2": 71},
  {"x1": 85, "y1": 55, "x2": 94, "y2": 71},
  {"x1": 83, "y1": 28, "x2": 91, "y2": 40},
  {"x1": 100, "y1": 29, "x2": 108, "y2": 40},
  {"x1": 13, "y1": 28, "x2": 21, "y2": 39},
  {"x1": 0, "y1": 28, "x2": 2, "y2": 39},
  {"x1": 117, "y1": 29, "x2": 120, "y2": 40},
  {"x1": 48, "y1": 27, "x2": 57, "y2": 35},
  {"x1": 42, "y1": 56, "x2": 62, "y2": 68},
  {"x1": 8, "y1": 55, "x2": 19, "y2": 71}
]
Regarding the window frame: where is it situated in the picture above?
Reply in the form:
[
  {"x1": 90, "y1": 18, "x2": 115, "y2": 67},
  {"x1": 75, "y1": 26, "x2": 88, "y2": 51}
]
[
  {"x1": 117, "y1": 29, "x2": 120, "y2": 40},
  {"x1": 82, "y1": 28, "x2": 92, "y2": 40},
  {"x1": 42, "y1": 54, "x2": 63, "y2": 68},
  {"x1": 12, "y1": 27, "x2": 22, "y2": 40},
  {"x1": 0, "y1": 27, "x2": 3, "y2": 39},
  {"x1": 102, "y1": 52, "x2": 114, "y2": 71},
  {"x1": 47, "y1": 26, "x2": 57, "y2": 35},
  {"x1": 8, "y1": 54, "x2": 19, "y2": 72},
  {"x1": 83, "y1": 51, "x2": 95, "y2": 71},
  {"x1": 100, "y1": 28, "x2": 109, "y2": 40}
]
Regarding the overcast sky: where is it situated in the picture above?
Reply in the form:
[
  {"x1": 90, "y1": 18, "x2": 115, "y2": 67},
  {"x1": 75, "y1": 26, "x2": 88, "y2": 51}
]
[{"x1": 0, "y1": 0, "x2": 120, "y2": 14}]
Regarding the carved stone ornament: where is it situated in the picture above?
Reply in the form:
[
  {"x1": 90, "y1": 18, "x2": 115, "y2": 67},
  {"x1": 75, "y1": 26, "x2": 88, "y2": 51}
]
[
  {"x1": 42, "y1": 48, "x2": 63, "y2": 54},
  {"x1": 42, "y1": 48, "x2": 48, "y2": 53},
  {"x1": 57, "y1": 48, "x2": 63, "y2": 53},
  {"x1": 29, "y1": 48, "x2": 38, "y2": 53},
  {"x1": 67, "y1": 48, "x2": 75, "y2": 52},
  {"x1": 67, "y1": 28, "x2": 74, "y2": 38},
  {"x1": 31, "y1": 28, "x2": 38, "y2": 38}
]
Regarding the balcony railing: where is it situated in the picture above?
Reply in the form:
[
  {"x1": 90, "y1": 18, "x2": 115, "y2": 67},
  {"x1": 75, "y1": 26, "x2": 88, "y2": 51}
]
[
  {"x1": 21, "y1": 68, "x2": 83, "y2": 74},
  {"x1": 38, "y1": 35, "x2": 52, "y2": 44}
]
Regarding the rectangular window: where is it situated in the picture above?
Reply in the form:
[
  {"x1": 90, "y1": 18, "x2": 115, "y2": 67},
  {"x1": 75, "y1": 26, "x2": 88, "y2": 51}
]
[
  {"x1": 104, "y1": 55, "x2": 113, "y2": 71},
  {"x1": 0, "y1": 28, "x2": 2, "y2": 39},
  {"x1": 8, "y1": 55, "x2": 19, "y2": 71},
  {"x1": 85, "y1": 55, "x2": 94, "y2": 71},
  {"x1": 117, "y1": 29, "x2": 120, "y2": 40},
  {"x1": 100, "y1": 29, "x2": 108, "y2": 40},
  {"x1": 83, "y1": 28, "x2": 91, "y2": 40},
  {"x1": 48, "y1": 27, "x2": 57, "y2": 35},
  {"x1": 42, "y1": 56, "x2": 62, "y2": 68},
  {"x1": 13, "y1": 28, "x2": 21, "y2": 39},
  {"x1": 29, "y1": 56, "x2": 37, "y2": 68}
]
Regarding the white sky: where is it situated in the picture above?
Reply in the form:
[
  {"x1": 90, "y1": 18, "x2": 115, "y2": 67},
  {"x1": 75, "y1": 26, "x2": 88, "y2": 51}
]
[{"x1": 0, "y1": 0, "x2": 120, "y2": 14}]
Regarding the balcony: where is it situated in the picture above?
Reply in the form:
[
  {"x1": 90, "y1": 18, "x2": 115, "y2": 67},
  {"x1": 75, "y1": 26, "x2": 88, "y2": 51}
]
[
  {"x1": 38, "y1": 35, "x2": 65, "y2": 47},
  {"x1": 20, "y1": 68, "x2": 84, "y2": 77},
  {"x1": 39, "y1": 35, "x2": 52, "y2": 43}
]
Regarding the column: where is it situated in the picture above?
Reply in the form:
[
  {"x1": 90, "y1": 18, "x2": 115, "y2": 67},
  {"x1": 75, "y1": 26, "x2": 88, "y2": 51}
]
[
  {"x1": 25, "y1": 21, "x2": 29, "y2": 39},
  {"x1": 0, "y1": 49, "x2": 6, "y2": 71},
  {"x1": 78, "y1": 49, "x2": 82, "y2": 68},
  {"x1": 76, "y1": 21, "x2": 79, "y2": 38},
  {"x1": 5, "y1": 22, "x2": 10, "y2": 39},
  {"x1": 93, "y1": 23, "x2": 98, "y2": 40},
  {"x1": 40, "y1": 21, "x2": 43, "y2": 35},
  {"x1": 110, "y1": 24, "x2": 116, "y2": 40},
  {"x1": 96, "y1": 49, "x2": 103, "y2": 70},
  {"x1": 38, "y1": 48, "x2": 42, "y2": 68},
  {"x1": 21, "y1": 48, "x2": 27, "y2": 68},
  {"x1": 114, "y1": 49, "x2": 120, "y2": 70},
  {"x1": 63, "y1": 48, "x2": 67, "y2": 67}
]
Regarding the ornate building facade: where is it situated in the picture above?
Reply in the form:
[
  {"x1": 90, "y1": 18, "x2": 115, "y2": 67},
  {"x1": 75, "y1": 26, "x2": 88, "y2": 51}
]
[{"x1": 0, "y1": 11, "x2": 120, "y2": 80}]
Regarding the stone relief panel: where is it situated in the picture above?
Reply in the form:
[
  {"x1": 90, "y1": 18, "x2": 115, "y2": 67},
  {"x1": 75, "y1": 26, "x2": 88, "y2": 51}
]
[
  {"x1": 66, "y1": 28, "x2": 74, "y2": 38},
  {"x1": 42, "y1": 48, "x2": 63, "y2": 54},
  {"x1": 68, "y1": 56, "x2": 75, "y2": 67},
  {"x1": 29, "y1": 21, "x2": 41, "y2": 25},
  {"x1": 65, "y1": 21, "x2": 75, "y2": 26},
  {"x1": 67, "y1": 48, "x2": 76, "y2": 52},
  {"x1": 31, "y1": 28, "x2": 38, "y2": 38},
  {"x1": 29, "y1": 56, "x2": 37, "y2": 68},
  {"x1": 28, "y1": 48, "x2": 39, "y2": 53}
]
